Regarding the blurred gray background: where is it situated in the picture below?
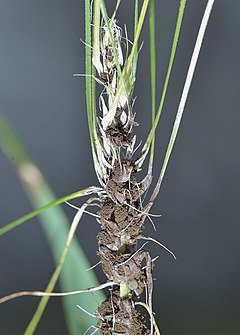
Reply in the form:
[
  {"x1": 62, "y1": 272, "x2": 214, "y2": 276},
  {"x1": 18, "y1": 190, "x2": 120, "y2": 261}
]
[{"x1": 0, "y1": 0, "x2": 239, "y2": 334}]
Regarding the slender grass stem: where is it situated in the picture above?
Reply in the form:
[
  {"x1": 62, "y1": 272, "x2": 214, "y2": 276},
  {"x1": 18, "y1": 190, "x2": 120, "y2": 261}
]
[
  {"x1": 136, "y1": 0, "x2": 187, "y2": 167},
  {"x1": 111, "y1": 0, "x2": 122, "y2": 21},
  {"x1": 149, "y1": 0, "x2": 156, "y2": 171},
  {"x1": 132, "y1": 0, "x2": 139, "y2": 82},
  {"x1": 85, "y1": 0, "x2": 95, "y2": 154},
  {"x1": 24, "y1": 203, "x2": 87, "y2": 335},
  {"x1": 92, "y1": 0, "x2": 100, "y2": 133}
]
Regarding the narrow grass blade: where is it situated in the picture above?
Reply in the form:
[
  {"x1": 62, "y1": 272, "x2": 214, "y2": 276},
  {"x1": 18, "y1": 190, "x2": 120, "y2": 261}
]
[
  {"x1": 0, "y1": 186, "x2": 100, "y2": 236},
  {"x1": 91, "y1": 0, "x2": 100, "y2": 162},
  {"x1": 132, "y1": 0, "x2": 139, "y2": 81},
  {"x1": 0, "y1": 113, "x2": 104, "y2": 334},
  {"x1": 85, "y1": 0, "x2": 95, "y2": 156},
  {"x1": 111, "y1": 0, "x2": 122, "y2": 22},
  {"x1": 136, "y1": 0, "x2": 187, "y2": 167},
  {"x1": 150, "y1": 0, "x2": 215, "y2": 202},
  {"x1": 125, "y1": 0, "x2": 150, "y2": 77},
  {"x1": 148, "y1": 0, "x2": 156, "y2": 171}
]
